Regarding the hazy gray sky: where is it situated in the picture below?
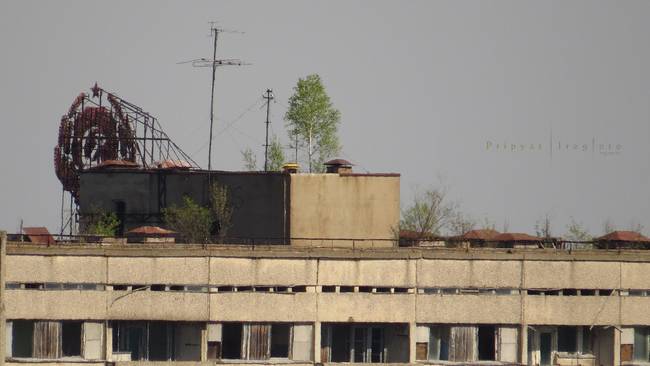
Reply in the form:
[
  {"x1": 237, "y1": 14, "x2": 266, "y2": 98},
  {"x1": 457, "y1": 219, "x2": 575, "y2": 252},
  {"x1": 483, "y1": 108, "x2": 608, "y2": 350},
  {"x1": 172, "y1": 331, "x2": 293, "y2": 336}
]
[{"x1": 1, "y1": 1, "x2": 648, "y2": 236}]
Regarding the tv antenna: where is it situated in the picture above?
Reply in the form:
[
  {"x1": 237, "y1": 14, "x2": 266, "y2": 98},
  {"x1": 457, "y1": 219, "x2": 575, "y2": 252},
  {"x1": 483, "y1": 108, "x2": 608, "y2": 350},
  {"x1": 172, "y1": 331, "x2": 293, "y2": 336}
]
[{"x1": 179, "y1": 23, "x2": 248, "y2": 170}]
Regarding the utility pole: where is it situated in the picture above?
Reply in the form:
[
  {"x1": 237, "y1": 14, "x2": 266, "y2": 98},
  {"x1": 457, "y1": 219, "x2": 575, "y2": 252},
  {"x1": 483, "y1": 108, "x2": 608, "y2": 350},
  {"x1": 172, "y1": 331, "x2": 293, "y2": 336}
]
[
  {"x1": 263, "y1": 89, "x2": 274, "y2": 171},
  {"x1": 180, "y1": 24, "x2": 246, "y2": 171}
]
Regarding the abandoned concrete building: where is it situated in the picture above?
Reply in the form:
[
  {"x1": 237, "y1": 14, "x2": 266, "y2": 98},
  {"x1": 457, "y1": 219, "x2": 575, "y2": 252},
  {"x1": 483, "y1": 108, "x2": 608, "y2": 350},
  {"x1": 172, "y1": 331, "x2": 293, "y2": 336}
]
[
  {"x1": 5, "y1": 161, "x2": 650, "y2": 366},
  {"x1": 3, "y1": 85, "x2": 650, "y2": 366}
]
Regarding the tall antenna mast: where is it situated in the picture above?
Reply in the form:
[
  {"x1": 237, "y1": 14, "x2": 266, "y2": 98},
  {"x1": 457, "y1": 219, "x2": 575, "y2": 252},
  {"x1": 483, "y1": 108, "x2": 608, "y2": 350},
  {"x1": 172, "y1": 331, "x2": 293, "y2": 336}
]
[
  {"x1": 263, "y1": 89, "x2": 274, "y2": 171},
  {"x1": 180, "y1": 24, "x2": 247, "y2": 170}
]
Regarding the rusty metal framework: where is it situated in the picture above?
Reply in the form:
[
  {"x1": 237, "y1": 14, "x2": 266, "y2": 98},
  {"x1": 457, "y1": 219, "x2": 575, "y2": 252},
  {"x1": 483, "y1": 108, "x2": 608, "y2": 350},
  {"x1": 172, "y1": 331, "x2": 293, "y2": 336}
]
[{"x1": 54, "y1": 84, "x2": 198, "y2": 204}]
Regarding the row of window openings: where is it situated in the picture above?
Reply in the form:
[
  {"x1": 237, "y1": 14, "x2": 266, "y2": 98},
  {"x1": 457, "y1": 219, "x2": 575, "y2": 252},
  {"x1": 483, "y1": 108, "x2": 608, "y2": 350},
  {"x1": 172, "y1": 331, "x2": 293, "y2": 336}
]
[{"x1": 8, "y1": 283, "x2": 643, "y2": 297}]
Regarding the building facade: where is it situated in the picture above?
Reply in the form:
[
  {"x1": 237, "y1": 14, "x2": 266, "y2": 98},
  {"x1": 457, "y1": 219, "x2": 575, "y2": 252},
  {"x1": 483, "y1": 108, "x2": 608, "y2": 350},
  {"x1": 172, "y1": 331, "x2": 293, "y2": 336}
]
[{"x1": 3, "y1": 238, "x2": 650, "y2": 366}]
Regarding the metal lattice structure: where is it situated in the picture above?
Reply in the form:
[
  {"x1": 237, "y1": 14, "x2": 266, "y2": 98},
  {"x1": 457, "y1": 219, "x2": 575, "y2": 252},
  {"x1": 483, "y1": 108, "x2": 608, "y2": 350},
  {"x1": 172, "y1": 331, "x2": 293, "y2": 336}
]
[{"x1": 54, "y1": 83, "x2": 198, "y2": 204}]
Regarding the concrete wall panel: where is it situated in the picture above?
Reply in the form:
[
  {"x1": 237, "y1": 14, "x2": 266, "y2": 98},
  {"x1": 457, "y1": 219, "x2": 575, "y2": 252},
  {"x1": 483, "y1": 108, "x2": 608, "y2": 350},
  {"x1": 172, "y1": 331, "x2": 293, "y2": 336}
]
[
  {"x1": 6, "y1": 256, "x2": 106, "y2": 283},
  {"x1": 524, "y1": 296, "x2": 620, "y2": 325},
  {"x1": 108, "y1": 292, "x2": 208, "y2": 321},
  {"x1": 416, "y1": 295, "x2": 521, "y2": 324},
  {"x1": 109, "y1": 257, "x2": 208, "y2": 285},
  {"x1": 210, "y1": 293, "x2": 316, "y2": 322},
  {"x1": 5, "y1": 290, "x2": 107, "y2": 320},
  {"x1": 318, "y1": 259, "x2": 415, "y2": 287},
  {"x1": 317, "y1": 293, "x2": 415, "y2": 323}
]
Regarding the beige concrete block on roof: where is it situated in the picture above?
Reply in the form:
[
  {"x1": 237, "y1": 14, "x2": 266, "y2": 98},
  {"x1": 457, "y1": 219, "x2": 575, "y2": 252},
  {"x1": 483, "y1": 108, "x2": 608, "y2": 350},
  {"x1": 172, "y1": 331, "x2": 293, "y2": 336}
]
[
  {"x1": 468, "y1": 260, "x2": 522, "y2": 288},
  {"x1": 524, "y1": 261, "x2": 621, "y2": 289},
  {"x1": 621, "y1": 262, "x2": 650, "y2": 289},
  {"x1": 524, "y1": 296, "x2": 620, "y2": 325},
  {"x1": 5, "y1": 290, "x2": 107, "y2": 320},
  {"x1": 317, "y1": 293, "x2": 415, "y2": 323},
  {"x1": 620, "y1": 297, "x2": 650, "y2": 325},
  {"x1": 417, "y1": 260, "x2": 471, "y2": 287},
  {"x1": 416, "y1": 295, "x2": 520, "y2": 324},
  {"x1": 108, "y1": 257, "x2": 208, "y2": 285},
  {"x1": 6, "y1": 255, "x2": 107, "y2": 283},
  {"x1": 289, "y1": 174, "x2": 400, "y2": 242},
  {"x1": 209, "y1": 293, "x2": 316, "y2": 322},
  {"x1": 108, "y1": 292, "x2": 208, "y2": 321},
  {"x1": 318, "y1": 259, "x2": 415, "y2": 287}
]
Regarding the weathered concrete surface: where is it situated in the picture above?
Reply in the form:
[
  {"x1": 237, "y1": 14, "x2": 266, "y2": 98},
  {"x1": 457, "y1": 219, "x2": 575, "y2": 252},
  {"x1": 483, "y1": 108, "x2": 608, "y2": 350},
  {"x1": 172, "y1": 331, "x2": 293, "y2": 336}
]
[
  {"x1": 108, "y1": 257, "x2": 209, "y2": 285},
  {"x1": 289, "y1": 174, "x2": 400, "y2": 246},
  {"x1": 6, "y1": 255, "x2": 106, "y2": 283},
  {"x1": 209, "y1": 293, "x2": 316, "y2": 322},
  {"x1": 317, "y1": 293, "x2": 415, "y2": 323},
  {"x1": 6, "y1": 244, "x2": 650, "y2": 326},
  {"x1": 416, "y1": 295, "x2": 521, "y2": 324},
  {"x1": 209, "y1": 258, "x2": 318, "y2": 286}
]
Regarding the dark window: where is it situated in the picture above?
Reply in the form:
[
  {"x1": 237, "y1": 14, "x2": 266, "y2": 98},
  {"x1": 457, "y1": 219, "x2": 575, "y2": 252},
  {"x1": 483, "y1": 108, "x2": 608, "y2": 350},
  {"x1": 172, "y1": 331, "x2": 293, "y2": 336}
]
[
  {"x1": 12, "y1": 320, "x2": 34, "y2": 357},
  {"x1": 237, "y1": 286, "x2": 253, "y2": 292},
  {"x1": 353, "y1": 327, "x2": 367, "y2": 362},
  {"x1": 274, "y1": 286, "x2": 288, "y2": 293},
  {"x1": 148, "y1": 322, "x2": 169, "y2": 361},
  {"x1": 292, "y1": 286, "x2": 307, "y2": 293},
  {"x1": 394, "y1": 287, "x2": 409, "y2": 293},
  {"x1": 558, "y1": 326, "x2": 577, "y2": 352},
  {"x1": 582, "y1": 327, "x2": 593, "y2": 354},
  {"x1": 150, "y1": 284, "x2": 166, "y2": 291},
  {"x1": 270, "y1": 324, "x2": 290, "y2": 358},
  {"x1": 359, "y1": 286, "x2": 373, "y2": 293},
  {"x1": 478, "y1": 325, "x2": 496, "y2": 360},
  {"x1": 580, "y1": 289, "x2": 596, "y2": 296},
  {"x1": 217, "y1": 286, "x2": 234, "y2": 292},
  {"x1": 322, "y1": 286, "x2": 336, "y2": 293},
  {"x1": 370, "y1": 328, "x2": 384, "y2": 362},
  {"x1": 207, "y1": 341, "x2": 221, "y2": 360},
  {"x1": 330, "y1": 324, "x2": 351, "y2": 362},
  {"x1": 375, "y1": 287, "x2": 391, "y2": 293},
  {"x1": 340, "y1": 286, "x2": 355, "y2": 293},
  {"x1": 254, "y1": 286, "x2": 272, "y2": 292},
  {"x1": 563, "y1": 289, "x2": 578, "y2": 296},
  {"x1": 113, "y1": 285, "x2": 128, "y2": 291},
  {"x1": 62, "y1": 322, "x2": 82, "y2": 357},
  {"x1": 169, "y1": 285, "x2": 185, "y2": 291},
  {"x1": 222, "y1": 323, "x2": 243, "y2": 359},
  {"x1": 24, "y1": 283, "x2": 44, "y2": 289}
]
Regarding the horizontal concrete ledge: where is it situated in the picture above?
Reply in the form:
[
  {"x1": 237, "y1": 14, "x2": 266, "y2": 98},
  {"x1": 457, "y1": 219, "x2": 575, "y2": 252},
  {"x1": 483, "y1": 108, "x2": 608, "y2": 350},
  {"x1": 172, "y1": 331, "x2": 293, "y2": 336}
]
[{"x1": 8, "y1": 243, "x2": 650, "y2": 263}]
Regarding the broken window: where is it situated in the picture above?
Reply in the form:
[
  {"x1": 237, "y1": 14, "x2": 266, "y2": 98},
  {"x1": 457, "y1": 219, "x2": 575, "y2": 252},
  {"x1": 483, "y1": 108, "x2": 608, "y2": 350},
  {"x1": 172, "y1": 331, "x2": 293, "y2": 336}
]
[
  {"x1": 419, "y1": 325, "x2": 515, "y2": 363},
  {"x1": 12, "y1": 320, "x2": 34, "y2": 358},
  {"x1": 218, "y1": 322, "x2": 310, "y2": 361},
  {"x1": 150, "y1": 284, "x2": 166, "y2": 291},
  {"x1": 558, "y1": 326, "x2": 577, "y2": 353},
  {"x1": 61, "y1": 321, "x2": 82, "y2": 357},
  {"x1": 426, "y1": 325, "x2": 450, "y2": 361},
  {"x1": 10, "y1": 321, "x2": 93, "y2": 360},
  {"x1": 478, "y1": 325, "x2": 496, "y2": 360},
  {"x1": 322, "y1": 323, "x2": 407, "y2": 363},
  {"x1": 222, "y1": 323, "x2": 243, "y2": 359},
  {"x1": 634, "y1": 327, "x2": 650, "y2": 361},
  {"x1": 112, "y1": 321, "x2": 201, "y2": 361},
  {"x1": 270, "y1": 324, "x2": 290, "y2": 358}
]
